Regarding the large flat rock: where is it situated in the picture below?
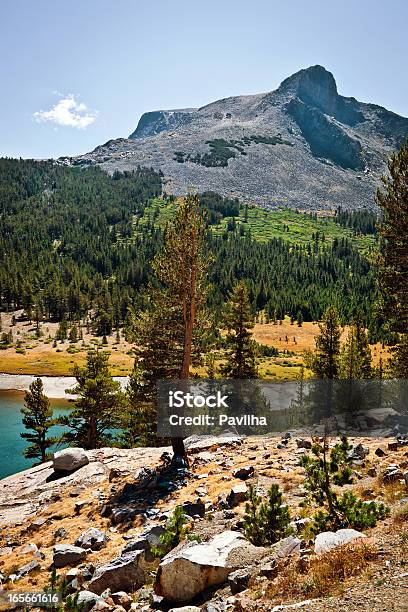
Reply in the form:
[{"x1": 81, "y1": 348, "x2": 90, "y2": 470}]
[
  {"x1": 155, "y1": 530, "x2": 264, "y2": 602},
  {"x1": 0, "y1": 437, "x2": 244, "y2": 528},
  {"x1": 0, "y1": 446, "x2": 169, "y2": 527},
  {"x1": 87, "y1": 549, "x2": 147, "y2": 595}
]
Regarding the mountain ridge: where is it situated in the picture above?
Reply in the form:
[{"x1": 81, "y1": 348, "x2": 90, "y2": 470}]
[{"x1": 69, "y1": 65, "x2": 408, "y2": 211}]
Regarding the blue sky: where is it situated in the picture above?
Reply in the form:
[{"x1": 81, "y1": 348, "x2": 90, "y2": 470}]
[{"x1": 1, "y1": 0, "x2": 407, "y2": 159}]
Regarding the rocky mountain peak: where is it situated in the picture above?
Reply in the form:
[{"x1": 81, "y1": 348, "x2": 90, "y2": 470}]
[
  {"x1": 74, "y1": 65, "x2": 408, "y2": 211},
  {"x1": 278, "y1": 65, "x2": 339, "y2": 115}
]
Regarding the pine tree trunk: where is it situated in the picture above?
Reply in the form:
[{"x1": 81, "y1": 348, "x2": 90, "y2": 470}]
[
  {"x1": 41, "y1": 433, "x2": 46, "y2": 463},
  {"x1": 181, "y1": 308, "x2": 194, "y2": 379},
  {"x1": 88, "y1": 416, "x2": 98, "y2": 449},
  {"x1": 171, "y1": 267, "x2": 197, "y2": 462},
  {"x1": 171, "y1": 436, "x2": 187, "y2": 460}
]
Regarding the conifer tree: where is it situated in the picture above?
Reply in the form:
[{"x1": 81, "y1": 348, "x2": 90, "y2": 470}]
[
  {"x1": 20, "y1": 378, "x2": 57, "y2": 463},
  {"x1": 221, "y1": 281, "x2": 258, "y2": 378},
  {"x1": 152, "y1": 506, "x2": 190, "y2": 557},
  {"x1": 120, "y1": 362, "x2": 160, "y2": 448},
  {"x1": 154, "y1": 196, "x2": 208, "y2": 381},
  {"x1": 338, "y1": 318, "x2": 373, "y2": 417},
  {"x1": 311, "y1": 306, "x2": 341, "y2": 379},
  {"x1": 56, "y1": 318, "x2": 68, "y2": 341},
  {"x1": 205, "y1": 353, "x2": 216, "y2": 379},
  {"x1": 243, "y1": 484, "x2": 292, "y2": 546},
  {"x1": 377, "y1": 140, "x2": 408, "y2": 376},
  {"x1": 60, "y1": 350, "x2": 123, "y2": 449},
  {"x1": 69, "y1": 325, "x2": 78, "y2": 343},
  {"x1": 300, "y1": 435, "x2": 388, "y2": 531},
  {"x1": 340, "y1": 317, "x2": 372, "y2": 379},
  {"x1": 129, "y1": 196, "x2": 209, "y2": 460},
  {"x1": 34, "y1": 302, "x2": 43, "y2": 337},
  {"x1": 354, "y1": 316, "x2": 373, "y2": 378}
]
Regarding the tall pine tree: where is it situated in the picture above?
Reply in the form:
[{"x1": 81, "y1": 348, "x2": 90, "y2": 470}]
[
  {"x1": 340, "y1": 316, "x2": 372, "y2": 379},
  {"x1": 377, "y1": 140, "x2": 408, "y2": 376},
  {"x1": 221, "y1": 281, "x2": 258, "y2": 378},
  {"x1": 129, "y1": 196, "x2": 209, "y2": 460},
  {"x1": 311, "y1": 306, "x2": 341, "y2": 379}
]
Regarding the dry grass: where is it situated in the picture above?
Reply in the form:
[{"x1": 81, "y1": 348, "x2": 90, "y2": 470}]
[
  {"x1": 253, "y1": 318, "x2": 389, "y2": 366},
  {"x1": 0, "y1": 310, "x2": 134, "y2": 376},
  {"x1": 0, "y1": 344, "x2": 134, "y2": 376},
  {"x1": 0, "y1": 311, "x2": 391, "y2": 377},
  {"x1": 266, "y1": 542, "x2": 377, "y2": 602},
  {"x1": 394, "y1": 502, "x2": 408, "y2": 523},
  {"x1": 375, "y1": 477, "x2": 407, "y2": 504},
  {"x1": 253, "y1": 319, "x2": 325, "y2": 354}
]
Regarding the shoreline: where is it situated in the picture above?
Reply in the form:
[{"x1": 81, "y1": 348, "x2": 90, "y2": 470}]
[{"x1": 0, "y1": 373, "x2": 129, "y2": 399}]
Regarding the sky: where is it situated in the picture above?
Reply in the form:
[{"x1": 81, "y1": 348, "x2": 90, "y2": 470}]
[{"x1": 0, "y1": 0, "x2": 407, "y2": 159}]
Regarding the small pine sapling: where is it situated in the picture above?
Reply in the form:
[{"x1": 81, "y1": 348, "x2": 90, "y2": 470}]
[
  {"x1": 300, "y1": 435, "x2": 389, "y2": 531},
  {"x1": 244, "y1": 483, "x2": 292, "y2": 545},
  {"x1": 152, "y1": 505, "x2": 193, "y2": 557}
]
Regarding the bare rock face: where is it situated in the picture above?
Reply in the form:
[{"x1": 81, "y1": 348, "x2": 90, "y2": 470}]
[
  {"x1": 0, "y1": 441, "x2": 242, "y2": 529},
  {"x1": 53, "y1": 448, "x2": 89, "y2": 473},
  {"x1": 129, "y1": 109, "x2": 194, "y2": 139},
  {"x1": 286, "y1": 98, "x2": 364, "y2": 170},
  {"x1": 16, "y1": 559, "x2": 40, "y2": 578},
  {"x1": 227, "y1": 484, "x2": 248, "y2": 507},
  {"x1": 314, "y1": 528, "x2": 366, "y2": 554},
  {"x1": 110, "y1": 592, "x2": 133, "y2": 610},
  {"x1": 87, "y1": 549, "x2": 147, "y2": 595},
  {"x1": 155, "y1": 530, "x2": 264, "y2": 602},
  {"x1": 184, "y1": 435, "x2": 242, "y2": 453},
  {"x1": 122, "y1": 525, "x2": 165, "y2": 562},
  {"x1": 75, "y1": 528, "x2": 108, "y2": 551},
  {"x1": 76, "y1": 591, "x2": 103, "y2": 612},
  {"x1": 181, "y1": 500, "x2": 206, "y2": 518},
  {"x1": 348, "y1": 443, "x2": 370, "y2": 460},
  {"x1": 273, "y1": 535, "x2": 302, "y2": 559},
  {"x1": 53, "y1": 544, "x2": 88, "y2": 568},
  {"x1": 233, "y1": 465, "x2": 254, "y2": 480},
  {"x1": 228, "y1": 568, "x2": 251, "y2": 594},
  {"x1": 383, "y1": 465, "x2": 403, "y2": 483}
]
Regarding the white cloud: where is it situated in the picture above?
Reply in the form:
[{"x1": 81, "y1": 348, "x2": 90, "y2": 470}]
[{"x1": 33, "y1": 94, "x2": 97, "y2": 129}]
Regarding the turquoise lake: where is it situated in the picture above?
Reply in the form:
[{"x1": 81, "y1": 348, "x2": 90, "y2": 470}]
[{"x1": 0, "y1": 390, "x2": 70, "y2": 479}]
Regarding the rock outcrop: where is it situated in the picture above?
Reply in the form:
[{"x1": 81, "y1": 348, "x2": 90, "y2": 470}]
[
  {"x1": 53, "y1": 448, "x2": 89, "y2": 472},
  {"x1": 87, "y1": 550, "x2": 147, "y2": 595},
  {"x1": 122, "y1": 525, "x2": 165, "y2": 562},
  {"x1": 1, "y1": 434, "x2": 406, "y2": 610},
  {"x1": 155, "y1": 530, "x2": 264, "y2": 602},
  {"x1": 76, "y1": 591, "x2": 104, "y2": 612},
  {"x1": 75, "y1": 528, "x2": 108, "y2": 551},
  {"x1": 53, "y1": 544, "x2": 88, "y2": 568},
  {"x1": 314, "y1": 529, "x2": 366, "y2": 554},
  {"x1": 227, "y1": 484, "x2": 248, "y2": 508}
]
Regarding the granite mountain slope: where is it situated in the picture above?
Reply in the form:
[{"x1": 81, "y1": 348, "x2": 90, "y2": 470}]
[{"x1": 71, "y1": 65, "x2": 408, "y2": 210}]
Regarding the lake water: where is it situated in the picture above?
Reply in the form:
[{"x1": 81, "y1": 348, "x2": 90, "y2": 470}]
[
  {"x1": 0, "y1": 390, "x2": 71, "y2": 479},
  {"x1": 0, "y1": 374, "x2": 129, "y2": 481}
]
